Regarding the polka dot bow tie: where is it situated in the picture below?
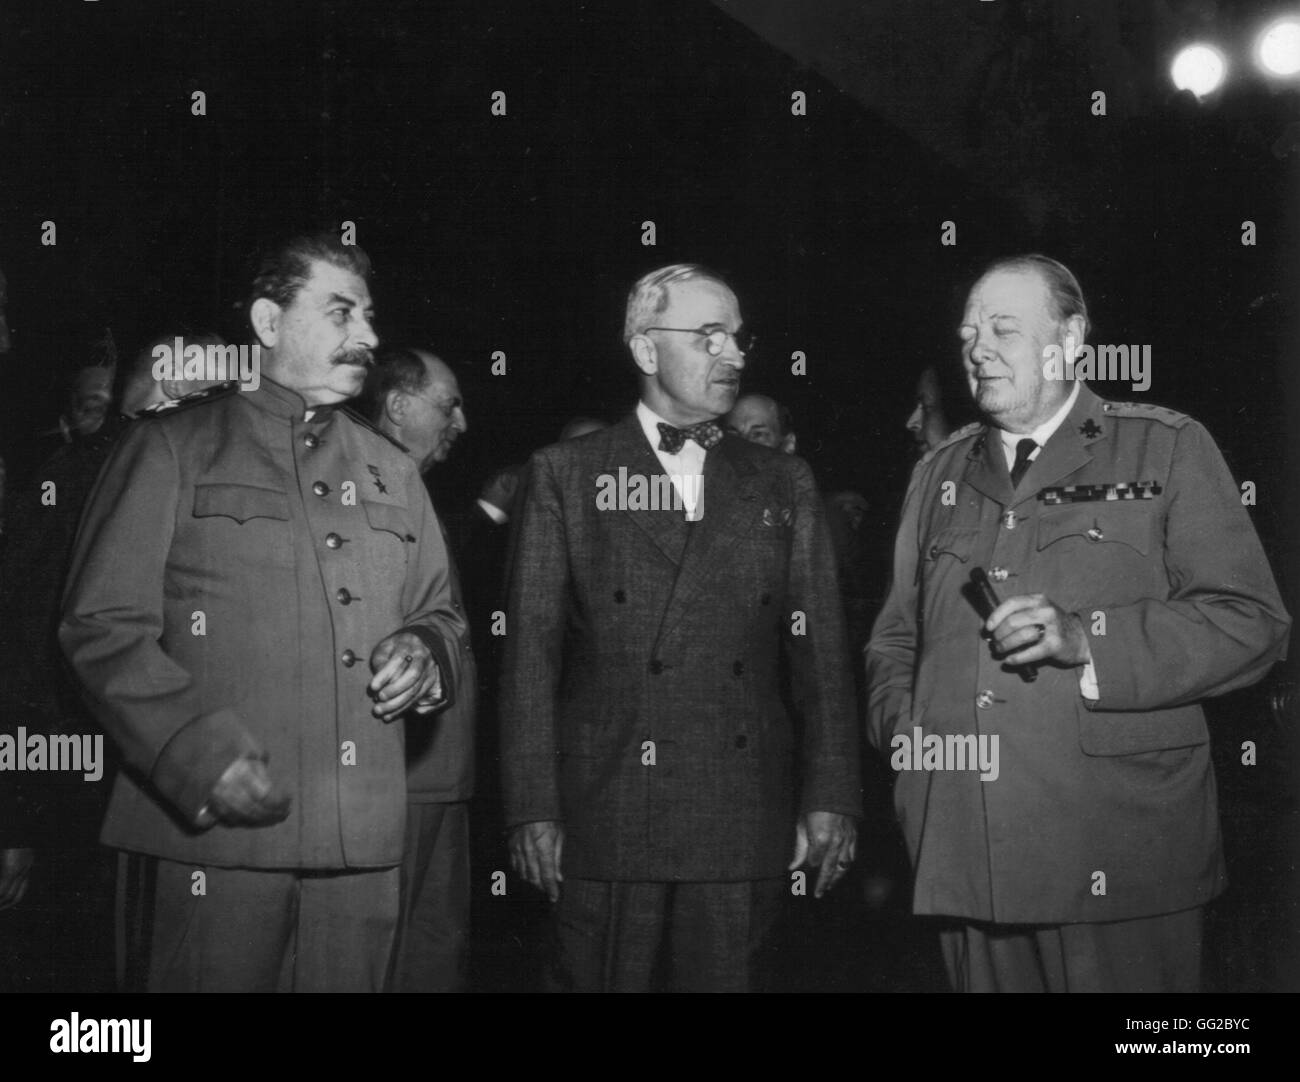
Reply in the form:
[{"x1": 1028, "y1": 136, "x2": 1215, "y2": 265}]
[{"x1": 657, "y1": 420, "x2": 723, "y2": 454}]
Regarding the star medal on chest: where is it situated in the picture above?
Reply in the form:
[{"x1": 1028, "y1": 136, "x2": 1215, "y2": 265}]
[{"x1": 1079, "y1": 418, "x2": 1103, "y2": 439}]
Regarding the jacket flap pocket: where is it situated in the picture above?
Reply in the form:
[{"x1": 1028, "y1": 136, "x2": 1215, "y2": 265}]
[
  {"x1": 1037, "y1": 505, "x2": 1151, "y2": 556},
  {"x1": 924, "y1": 526, "x2": 979, "y2": 563},
  {"x1": 193, "y1": 483, "x2": 290, "y2": 523},
  {"x1": 363, "y1": 500, "x2": 415, "y2": 541}
]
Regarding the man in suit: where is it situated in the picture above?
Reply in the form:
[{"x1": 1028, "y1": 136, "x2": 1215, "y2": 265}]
[
  {"x1": 60, "y1": 233, "x2": 464, "y2": 992},
  {"x1": 866, "y1": 253, "x2": 1290, "y2": 992},
  {"x1": 501, "y1": 263, "x2": 861, "y2": 992},
  {"x1": 724, "y1": 393, "x2": 796, "y2": 455},
  {"x1": 361, "y1": 346, "x2": 476, "y2": 992}
]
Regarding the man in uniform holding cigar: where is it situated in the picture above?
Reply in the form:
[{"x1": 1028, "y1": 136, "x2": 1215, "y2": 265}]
[{"x1": 867, "y1": 253, "x2": 1289, "y2": 992}]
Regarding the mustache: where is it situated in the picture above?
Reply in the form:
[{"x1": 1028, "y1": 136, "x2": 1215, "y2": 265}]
[{"x1": 332, "y1": 347, "x2": 374, "y2": 368}]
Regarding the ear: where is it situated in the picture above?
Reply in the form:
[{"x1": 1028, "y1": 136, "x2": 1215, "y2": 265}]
[
  {"x1": 780, "y1": 432, "x2": 797, "y2": 455},
  {"x1": 383, "y1": 390, "x2": 407, "y2": 428},
  {"x1": 629, "y1": 335, "x2": 657, "y2": 376},
  {"x1": 1062, "y1": 313, "x2": 1087, "y2": 353},
  {"x1": 250, "y1": 298, "x2": 281, "y2": 349}
]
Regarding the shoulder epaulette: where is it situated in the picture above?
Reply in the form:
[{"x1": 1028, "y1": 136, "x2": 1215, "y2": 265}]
[
  {"x1": 136, "y1": 382, "x2": 240, "y2": 418},
  {"x1": 922, "y1": 420, "x2": 984, "y2": 463},
  {"x1": 338, "y1": 404, "x2": 410, "y2": 453},
  {"x1": 1098, "y1": 400, "x2": 1193, "y2": 429}
]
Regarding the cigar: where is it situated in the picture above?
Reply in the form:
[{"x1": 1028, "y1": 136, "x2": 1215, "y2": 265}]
[{"x1": 970, "y1": 567, "x2": 1038, "y2": 683}]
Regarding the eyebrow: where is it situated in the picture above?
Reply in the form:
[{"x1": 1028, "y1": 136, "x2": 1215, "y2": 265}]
[{"x1": 325, "y1": 293, "x2": 376, "y2": 316}]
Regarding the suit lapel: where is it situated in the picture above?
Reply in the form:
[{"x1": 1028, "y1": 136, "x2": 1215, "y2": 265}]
[
  {"x1": 654, "y1": 436, "x2": 760, "y2": 650},
  {"x1": 605, "y1": 413, "x2": 690, "y2": 566}
]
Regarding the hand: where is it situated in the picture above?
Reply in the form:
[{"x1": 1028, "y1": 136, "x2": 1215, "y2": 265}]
[
  {"x1": 508, "y1": 820, "x2": 564, "y2": 902},
  {"x1": 0, "y1": 848, "x2": 34, "y2": 910},
  {"x1": 789, "y1": 812, "x2": 857, "y2": 898},
  {"x1": 479, "y1": 468, "x2": 520, "y2": 519},
  {"x1": 369, "y1": 632, "x2": 443, "y2": 720},
  {"x1": 197, "y1": 756, "x2": 292, "y2": 828},
  {"x1": 985, "y1": 594, "x2": 1092, "y2": 668}
]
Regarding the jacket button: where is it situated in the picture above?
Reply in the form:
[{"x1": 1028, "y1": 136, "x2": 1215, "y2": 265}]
[
  {"x1": 649, "y1": 659, "x2": 664, "y2": 675},
  {"x1": 732, "y1": 660, "x2": 744, "y2": 676},
  {"x1": 313, "y1": 481, "x2": 330, "y2": 497},
  {"x1": 341, "y1": 649, "x2": 357, "y2": 667},
  {"x1": 928, "y1": 543, "x2": 940, "y2": 558},
  {"x1": 304, "y1": 433, "x2": 320, "y2": 449},
  {"x1": 735, "y1": 735, "x2": 748, "y2": 749},
  {"x1": 325, "y1": 533, "x2": 343, "y2": 549},
  {"x1": 1001, "y1": 511, "x2": 1017, "y2": 530},
  {"x1": 614, "y1": 590, "x2": 626, "y2": 603},
  {"x1": 336, "y1": 587, "x2": 353, "y2": 605},
  {"x1": 1086, "y1": 526, "x2": 1104, "y2": 542},
  {"x1": 976, "y1": 690, "x2": 995, "y2": 709},
  {"x1": 989, "y1": 566, "x2": 1009, "y2": 583}
]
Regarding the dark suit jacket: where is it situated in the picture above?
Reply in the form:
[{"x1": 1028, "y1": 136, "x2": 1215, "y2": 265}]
[
  {"x1": 866, "y1": 384, "x2": 1290, "y2": 923},
  {"x1": 500, "y1": 411, "x2": 861, "y2": 882}
]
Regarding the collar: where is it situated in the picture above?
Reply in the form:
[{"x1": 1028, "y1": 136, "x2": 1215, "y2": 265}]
[
  {"x1": 245, "y1": 376, "x2": 339, "y2": 422},
  {"x1": 999, "y1": 380, "x2": 1080, "y2": 454},
  {"x1": 636, "y1": 400, "x2": 708, "y2": 456}
]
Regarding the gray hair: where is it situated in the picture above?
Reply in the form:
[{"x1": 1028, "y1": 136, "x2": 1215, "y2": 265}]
[
  {"x1": 982, "y1": 253, "x2": 1089, "y2": 338},
  {"x1": 622, "y1": 263, "x2": 730, "y2": 344}
]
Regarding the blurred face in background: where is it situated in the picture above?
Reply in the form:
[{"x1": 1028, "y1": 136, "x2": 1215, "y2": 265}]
[{"x1": 68, "y1": 365, "x2": 114, "y2": 436}]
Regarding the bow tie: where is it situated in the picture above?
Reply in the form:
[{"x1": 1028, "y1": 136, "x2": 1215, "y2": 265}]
[{"x1": 657, "y1": 420, "x2": 723, "y2": 454}]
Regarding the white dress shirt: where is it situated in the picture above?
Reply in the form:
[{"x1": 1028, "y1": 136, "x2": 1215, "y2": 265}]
[
  {"x1": 636, "y1": 400, "x2": 706, "y2": 521},
  {"x1": 994, "y1": 381, "x2": 1098, "y2": 698}
]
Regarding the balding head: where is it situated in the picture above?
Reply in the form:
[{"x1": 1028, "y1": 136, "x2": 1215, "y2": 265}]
[
  {"x1": 724, "y1": 393, "x2": 795, "y2": 454},
  {"x1": 362, "y1": 347, "x2": 467, "y2": 472}
]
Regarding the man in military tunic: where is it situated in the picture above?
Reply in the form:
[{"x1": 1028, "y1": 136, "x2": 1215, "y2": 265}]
[
  {"x1": 60, "y1": 234, "x2": 465, "y2": 992},
  {"x1": 866, "y1": 254, "x2": 1290, "y2": 992}
]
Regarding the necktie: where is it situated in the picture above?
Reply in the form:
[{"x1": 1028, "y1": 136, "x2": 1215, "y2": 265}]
[
  {"x1": 657, "y1": 420, "x2": 723, "y2": 454},
  {"x1": 1010, "y1": 438, "x2": 1037, "y2": 486}
]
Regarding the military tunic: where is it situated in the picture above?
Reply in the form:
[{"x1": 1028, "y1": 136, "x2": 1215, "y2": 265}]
[
  {"x1": 60, "y1": 377, "x2": 464, "y2": 870},
  {"x1": 866, "y1": 384, "x2": 1289, "y2": 924}
]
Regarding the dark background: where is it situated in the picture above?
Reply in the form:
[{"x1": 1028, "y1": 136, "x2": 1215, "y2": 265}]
[{"x1": 1, "y1": 0, "x2": 1297, "y2": 991}]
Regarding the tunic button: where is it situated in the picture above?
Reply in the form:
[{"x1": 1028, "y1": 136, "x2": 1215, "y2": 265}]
[
  {"x1": 341, "y1": 649, "x2": 357, "y2": 667},
  {"x1": 976, "y1": 690, "x2": 995, "y2": 709},
  {"x1": 304, "y1": 433, "x2": 320, "y2": 449},
  {"x1": 313, "y1": 481, "x2": 330, "y2": 497},
  {"x1": 336, "y1": 587, "x2": 353, "y2": 604},
  {"x1": 989, "y1": 566, "x2": 1009, "y2": 583},
  {"x1": 1001, "y1": 511, "x2": 1017, "y2": 530},
  {"x1": 732, "y1": 660, "x2": 745, "y2": 676},
  {"x1": 325, "y1": 533, "x2": 343, "y2": 549},
  {"x1": 928, "y1": 544, "x2": 940, "y2": 558},
  {"x1": 1086, "y1": 526, "x2": 1104, "y2": 542},
  {"x1": 649, "y1": 659, "x2": 664, "y2": 675}
]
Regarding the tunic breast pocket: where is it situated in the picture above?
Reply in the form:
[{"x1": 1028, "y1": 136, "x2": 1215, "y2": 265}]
[
  {"x1": 361, "y1": 499, "x2": 415, "y2": 579},
  {"x1": 1034, "y1": 504, "x2": 1153, "y2": 607},
  {"x1": 191, "y1": 483, "x2": 294, "y2": 569},
  {"x1": 920, "y1": 526, "x2": 979, "y2": 589}
]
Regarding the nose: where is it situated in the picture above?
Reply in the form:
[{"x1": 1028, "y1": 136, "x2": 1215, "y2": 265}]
[
  {"x1": 352, "y1": 313, "x2": 378, "y2": 351},
  {"x1": 453, "y1": 406, "x2": 468, "y2": 434},
  {"x1": 906, "y1": 404, "x2": 922, "y2": 433},
  {"x1": 721, "y1": 339, "x2": 746, "y2": 370}
]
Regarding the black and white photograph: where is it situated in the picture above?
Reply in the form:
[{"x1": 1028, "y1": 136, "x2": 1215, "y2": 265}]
[{"x1": 1, "y1": 0, "x2": 1297, "y2": 1049}]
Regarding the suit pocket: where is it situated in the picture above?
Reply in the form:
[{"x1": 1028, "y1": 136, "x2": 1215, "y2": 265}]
[
  {"x1": 1036, "y1": 505, "x2": 1152, "y2": 556},
  {"x1": 193, "y1": 483, "x2": 290, "y2": 524},
  {"x1": 362, "y1": 499, "x2": 415, "y2": 577}
]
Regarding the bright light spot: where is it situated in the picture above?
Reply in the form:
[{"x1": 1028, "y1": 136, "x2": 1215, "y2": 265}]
[
  {"x1": 1257, "y1": 19, "x2": 1300, "y2": 77},
  {"x1": 1171, "y1": 44, "x2": 1227, "y2": 98}
]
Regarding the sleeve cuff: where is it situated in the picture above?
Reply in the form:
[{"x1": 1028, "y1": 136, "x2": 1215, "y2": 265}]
[
  {"x1": 150, "y1": 708, "x2": 262, "y2": 824},
  {"x1": 1079, "y1": 660, "x2": 1100, "y2": 701}
]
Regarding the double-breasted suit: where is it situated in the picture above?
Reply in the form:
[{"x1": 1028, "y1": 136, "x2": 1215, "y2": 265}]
[{"x1": 501, "y1": 412, "x2": 861, "y2": 884}]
